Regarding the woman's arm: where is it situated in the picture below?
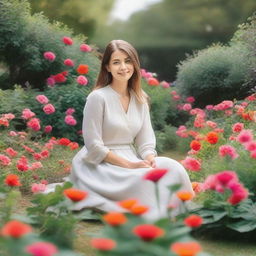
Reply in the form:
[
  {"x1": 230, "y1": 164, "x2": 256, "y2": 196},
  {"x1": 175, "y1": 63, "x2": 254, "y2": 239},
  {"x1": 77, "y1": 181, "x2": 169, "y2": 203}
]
[{"x1": 104, "y1": 151, "x2": 151, "y2": 169}]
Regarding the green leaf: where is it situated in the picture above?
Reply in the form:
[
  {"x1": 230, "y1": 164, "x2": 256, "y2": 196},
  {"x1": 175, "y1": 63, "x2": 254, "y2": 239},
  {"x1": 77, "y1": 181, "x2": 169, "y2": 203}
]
[{"x1": 227, "y1": 220, "x2": 256, "y2": 232}]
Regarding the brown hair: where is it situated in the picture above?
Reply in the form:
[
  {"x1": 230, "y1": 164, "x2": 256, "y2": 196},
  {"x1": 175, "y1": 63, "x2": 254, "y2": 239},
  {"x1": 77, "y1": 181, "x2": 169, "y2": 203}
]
[{"x1": 93, "y1": 39, "x2": 146, "y2": 103}]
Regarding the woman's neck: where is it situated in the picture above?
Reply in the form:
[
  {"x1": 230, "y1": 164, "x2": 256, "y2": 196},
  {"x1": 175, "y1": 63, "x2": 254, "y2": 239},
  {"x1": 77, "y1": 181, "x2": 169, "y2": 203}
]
[{"x1": 110, "y1": 81, "x2": 129, "y2": 97}]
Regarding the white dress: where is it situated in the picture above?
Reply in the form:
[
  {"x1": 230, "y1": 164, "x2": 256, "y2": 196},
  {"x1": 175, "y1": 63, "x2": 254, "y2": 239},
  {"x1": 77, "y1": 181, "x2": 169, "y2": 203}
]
[{"x1": 66, "y1": 85, "x2": 193, "y2": 220}]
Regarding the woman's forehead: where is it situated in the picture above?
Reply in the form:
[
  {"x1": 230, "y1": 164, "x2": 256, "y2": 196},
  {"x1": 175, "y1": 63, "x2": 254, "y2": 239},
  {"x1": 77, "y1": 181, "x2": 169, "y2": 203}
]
[{"x1": 110, "y1": 50, "x2": 129, "y2": 60}]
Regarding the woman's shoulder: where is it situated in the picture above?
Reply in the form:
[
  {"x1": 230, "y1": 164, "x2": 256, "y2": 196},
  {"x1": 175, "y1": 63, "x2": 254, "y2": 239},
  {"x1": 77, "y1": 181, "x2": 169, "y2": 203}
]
[{"x1": 87, "y1": 86, "x2": 110, "y2": 100}]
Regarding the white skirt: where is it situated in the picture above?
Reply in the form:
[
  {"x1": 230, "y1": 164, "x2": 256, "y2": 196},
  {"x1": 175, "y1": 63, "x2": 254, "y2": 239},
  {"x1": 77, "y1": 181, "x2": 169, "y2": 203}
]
[{"x1": 62, "y1": 144, "x2": 194, "y2": 220}]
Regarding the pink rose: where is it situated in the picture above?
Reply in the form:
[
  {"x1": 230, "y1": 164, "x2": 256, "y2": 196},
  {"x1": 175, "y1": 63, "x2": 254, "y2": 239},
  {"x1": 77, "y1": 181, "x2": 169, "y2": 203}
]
[
  {"x1": 43, "y1": 104, "x2": 55, "y2": 115},
  {"x1": 36, "y1": 95, "x2": 49, "y2": 104},
  {"x1": 65, "y1": 108, "x2": 75, "y2": 115},
  {"x1": 44, "y1": 125, "x2": 52, "y2": 133},
  {"x1": 43, "y1": 51, "x2": 56, "y2": 61},
  {"x1": 22, "y1": 108, "x2": 35, "y2": 120},
  {"x1": 64, "y1": 58, "x2": 74, "y2": 66},
  {"x1": 27, "y1": 118, "x2": 41, "y2": 131},
  {"x1": 65, "y1": 115, "x2": 77, "y2": 126},
  {"x1": 80, "y1": 43, "x2": 92, "y2": 52},
  {"x1": 62, "y1": 36, "x2": 73, "y2": 45},
  {"x1": 76, "y1": 75, "x2": 88, "y2": 86}
]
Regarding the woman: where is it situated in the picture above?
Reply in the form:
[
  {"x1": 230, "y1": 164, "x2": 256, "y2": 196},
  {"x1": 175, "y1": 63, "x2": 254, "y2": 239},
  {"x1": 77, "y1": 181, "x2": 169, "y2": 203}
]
[{"x1": 70, "y1": 39, "x2": 193, "y2": 220}]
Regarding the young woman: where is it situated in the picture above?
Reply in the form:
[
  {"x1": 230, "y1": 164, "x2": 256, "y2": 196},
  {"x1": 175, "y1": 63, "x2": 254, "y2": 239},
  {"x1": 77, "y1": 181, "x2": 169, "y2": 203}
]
[{"x1": 69, "y1": 39, "x2": 193, "y2": 220}]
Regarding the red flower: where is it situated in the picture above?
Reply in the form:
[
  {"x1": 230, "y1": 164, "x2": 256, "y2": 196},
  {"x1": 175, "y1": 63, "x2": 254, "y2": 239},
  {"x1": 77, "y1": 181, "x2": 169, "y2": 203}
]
[
  {"x1": 103, "y1": 212, "x2": 127, "y2": 226},
  {"x1": 68, "y1": 142, "x2": 79, "y2": 150},
  {"x1": 90, "y1": 238, "x2": 116, "y2": 251},
  {"x1": 53, "y1": 73, "x2": 67, "y2": 83},
  {"x1": 190, "y1": 140, "x2": 201, "y2": 151},
  {"x1": 5, "y1": 174, "x2": 21, "y2": 187},
  {"x1": 1, "y1": 220, "x2": 32, "y2": 238},
  {"x1": 133, "y1": 224, "x2": 165, "y2": 241},
  {"x1": 58, "y1": 138, "x2": 71, "y2": 146},
  {"x1": 147, "y1": 77, "x2": 159, "y2": 86},
  {"x1": 62, "y1": 36, "x2": 73, "y2": 45},
  {"x1": 25, "y1": 241, "x2": 58, "y2": 256},
  {"x1": 77, "y1": 64, "x2": 89, "y2": 75},
  {"x1": 184, "y1": 215, "x2": 203, "y2": 228},
  {"x1": 206, "y1": 131, "x2": 219, "y2": 144},
  {"x1": 171, "y1": 241, "x2": 202, "y2": 256},
  {"x1": 64, "y1": 188, "x2": 88, "y2": 202},
  {"x1": 143, "y1": 168, "x2": 168, "y2": 182}
]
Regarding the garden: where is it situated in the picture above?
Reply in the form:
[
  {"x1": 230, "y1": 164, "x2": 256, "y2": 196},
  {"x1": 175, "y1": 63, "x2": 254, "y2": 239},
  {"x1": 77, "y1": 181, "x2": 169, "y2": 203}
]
[{"x1": 1, "y1": 0, "x2": 256, "y2": 255}]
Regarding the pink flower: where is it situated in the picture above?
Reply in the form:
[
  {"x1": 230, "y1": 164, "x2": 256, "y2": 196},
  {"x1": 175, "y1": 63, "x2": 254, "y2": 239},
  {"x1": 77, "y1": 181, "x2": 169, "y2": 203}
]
[
  {"x1": 25, "y1": 241, "x2": 58, "y2": 256},
  {"x1": 245, "y1": 141, "x2": 256, "y2": 151},
  {"x1": 206, "y1": 121, "x2": 217, "y2": 129},
  {"x1": 33, "y1": 153, "x2": 42, "y2": 161},
  {"x1": 31, "y1": 183, "x2": 46, "y2": 193},
  {"x1": 0, "y1": 154, "x2": 11, "y2": 166},
  {"x1": 5, "y1": 147, "x2": 18, "y2": 158},
  {"x1": 213, "y1": 100, "x2": 234, "y2": 111},
  {"x1": 232, "y1": 122, "x2": 244, "y2": 133},
  {"x1": 62, "y1": 36, "x2": 73, "y2": 45},
  {"x1": 27, "y1": 118, "x2": 41, "y2": 131},
  {"x1": 173, "y1": 95, "x2": 181, "y2": 101},
  {"x1": 227, "y1": 182, "x2": 248, "y2": 205},
  {"x1": 182, "y1": 103, "x2": 192, "y2": 111},
  {"x1": 250, "y1": 151, "x2": 256, "y2": 159},
  {"x1": 219, "y1": 145, "x2": 239, "y2": 159},
  {"x1": 181, "y1": 157, "x2": 201, "y2": 171},
  {"x1": 22, "y1": 108, "x2": 35, "y2": 120},
  {"x1": 80, "y1": 43, "x2": 92, "y2": 52},
  {"x1": 160, "y1": 81, "x2": 170, "y2": 88},
  {"x1": 30, "y1": 162, "x2": 43, "y2": 170},
  {"x1": 43, "y1": 104, "x2": 55, "y2": 115},
  {"x1": 64, "y1": 115, "x2": 77, "y2": 126},
  {"x1": 64, "y1": 58, "x2": 74, "y2": 66},
  {"x1": 9, "y1": 131, "x2": 18, "y2": 136},
  {"x1": 43, "y1": 51, "x2": 56, "y2": 61},
  {"x1": 46, "y1": 77, "x2": 55, "y2": 87},
  {"x1": 65, "y1": 108, "x2": 75, "y2": 115},
  {"x1": 76, "y1": 75, "x2": 88, "y2": 85},
  {"x1": 36, "y1": 95, "x2": 49, "y2": 104},
  {"x1": 44, "y1": 125, "x2": 52, "y2": 133},
  {"x1": 186, "y1": 96, "x2": 195, "y2": 103},
  {"x1": 236, "y1": 129, "x2": 253, "y2": 144},
  {"x1": 206, "y1": 105, "x2": 214, "y2": 110},
  {"x1": 202, "y1": 175, "x2": 217, "y2": 190},
  {"x1": 141, "y1": 69, "x2": 153, "y2": 79}
]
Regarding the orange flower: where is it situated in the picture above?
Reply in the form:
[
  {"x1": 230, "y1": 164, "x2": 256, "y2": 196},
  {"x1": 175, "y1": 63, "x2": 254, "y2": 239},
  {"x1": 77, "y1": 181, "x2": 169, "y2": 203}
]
[
  {"x1": 118, "y1": 199, "x2": 138, "y2": 210},
  {"x1": 91, "y1": 238, "x2": 116, "y2": 251},
  {"x1": 176, "y1": 190, "x2": 194, "y2": 201},
  {"x1": 171, "y1": 241, "x2": 202, "y2": 256},
  {"x1": 191, "y1": 182, "x2": 202, "y2": 193},
  {"x1": 5, "y1": 174, "x2": 21, "y2": 186},
  {"x1": 68, "y1": 142, "x2": 79, "y2": 150},
  {"x1": 63, "y1": 188, "x2": 88, "y2": 202},
  {"x1": 184, "y1": 214, "x2": 203, "y2": 228},
  {"x1": 147, "y1": 77, "x2": 159, "y2": 86},
  {"x1": 77, "y1": 64, "x2": 89, "y2": 75},
  {"x1": 206, "y1": 131, "x2": 219, "y2": 144},
  {"x1": 1, "y1": 220, "x2": 32, "y2": 238},
  {"x1": 190, "y1": 140, "x2": 201, "y2": 151},
  {"x1": 103, "y1": 212, "x2": 127, "y2": 226},
  {"x1": 133, "y1": 224, "x2": 165, "y2": 241},
  {"x1": 130, "y1": 205, "x2": 149, "y2": 215}
]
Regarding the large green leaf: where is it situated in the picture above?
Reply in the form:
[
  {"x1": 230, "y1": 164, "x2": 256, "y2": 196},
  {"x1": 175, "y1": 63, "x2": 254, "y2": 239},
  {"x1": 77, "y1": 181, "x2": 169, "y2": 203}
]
[{"x1": 227, "y1": 220, "x2": 256, "y2": 232}]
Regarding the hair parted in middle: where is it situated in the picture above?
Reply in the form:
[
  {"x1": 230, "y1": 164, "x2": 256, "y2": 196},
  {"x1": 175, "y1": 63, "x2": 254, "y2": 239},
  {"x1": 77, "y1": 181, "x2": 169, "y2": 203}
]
[{"x1": 94, "y1": 39, "x2": 146, "y2": 103}]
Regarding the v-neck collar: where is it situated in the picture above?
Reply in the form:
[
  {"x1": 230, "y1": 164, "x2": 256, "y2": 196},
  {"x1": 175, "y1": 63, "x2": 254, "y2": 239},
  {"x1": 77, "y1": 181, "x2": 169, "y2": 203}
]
[{"x1": 108, "y1": 85, "x2": 133, "y2": 115}]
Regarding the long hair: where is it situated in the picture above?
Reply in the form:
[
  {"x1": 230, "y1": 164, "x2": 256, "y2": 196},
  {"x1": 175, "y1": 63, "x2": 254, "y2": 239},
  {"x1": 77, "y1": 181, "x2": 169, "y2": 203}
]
[{"x1": 93, "y1": 39, "x2": 146, "y2": 103}]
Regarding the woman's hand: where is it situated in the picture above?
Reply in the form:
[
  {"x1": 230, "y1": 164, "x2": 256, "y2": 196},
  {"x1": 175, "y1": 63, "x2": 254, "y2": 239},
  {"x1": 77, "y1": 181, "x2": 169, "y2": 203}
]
[
  {"x1": 128, "y1": 160, "x2": 151, "y2": 169},
  {"x1": 145, "y1": 154, "x2": 156, "y2": 168}
]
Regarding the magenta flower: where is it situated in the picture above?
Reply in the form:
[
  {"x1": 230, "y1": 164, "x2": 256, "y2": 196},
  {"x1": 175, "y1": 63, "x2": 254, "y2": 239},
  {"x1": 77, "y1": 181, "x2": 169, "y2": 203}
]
[
  {"x1": 44, "y1": 125, "x2": 52, "y2": 133},
  {"x1": 245, "y1": 141, "x2": 256, "y2": 152},
  {"x1": 80, "y1": 43, "x2": 92, "y2": 52},
  {"x1": 0, "y1": 154, "x2": 11, "y2": 166},
  {"x1": 186, "y1": 96, "x2": 195, "y2": 103},
  {"x1": 22, "y1": 108, "x2": 35, "y2": 120},
  {"x1": 232, "y1": 122, "x2": 244, "y2": 133},
  {"x1": 43, "y1": 51, "x2": 56, "y2": 61},
  {"x1": 64, "y1": 58, "x2": 74, "y2": 66},
  {"x1": 31, "y1": 183, "x2": 46, "y2": 193},
  {"x1": 36, "y1": 95, "x2": 49, "y2": 104},
  {"x1": 46, "y1": 77, "x2": 55, "y2": 87},
  {"x1": 76, "y1": 75, "x2": 88, "y2": 85},
  {"x1": 25, "y1": 241, "x2": 58, "y2": 256},
  {"x1": 62, "y1": 36, "x2": 73, "y2": 45},
  {"x1": 236, "y1": 129, "x2": 253, "y2": 144},
  {"x1": 43, "y1": 104, "x2": 55, "y2": 115},
  {"x1": 219, "y1": 145, "x2": 239, "y2": 159},
  {"x1": 143, "y1": 169, "x2": 168, "y2": 183},
  {"x1": 65, "y1": 115, "x2": 77, "y2": 126},
  {"x1": 182, "y1": 103, "x2": 192, "y2": 111},
  {"x1": 5, "y1": 147, "x2": 18, "y2": 158}
]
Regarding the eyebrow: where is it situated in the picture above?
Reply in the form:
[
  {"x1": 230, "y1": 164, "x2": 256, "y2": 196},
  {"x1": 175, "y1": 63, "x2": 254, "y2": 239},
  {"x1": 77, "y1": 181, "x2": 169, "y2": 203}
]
[{"x1": 112, "y1": 57, "x2": 131, "y2": 61}]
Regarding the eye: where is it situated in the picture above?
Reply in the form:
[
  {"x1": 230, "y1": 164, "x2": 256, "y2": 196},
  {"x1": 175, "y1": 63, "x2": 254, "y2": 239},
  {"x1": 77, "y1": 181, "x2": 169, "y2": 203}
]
[
  {"x1": 125, "y1": 59, "x2": 132, "y2": 64},
  {"x1": 113, "y1": 61, "x2": 120, "y2": 65}
]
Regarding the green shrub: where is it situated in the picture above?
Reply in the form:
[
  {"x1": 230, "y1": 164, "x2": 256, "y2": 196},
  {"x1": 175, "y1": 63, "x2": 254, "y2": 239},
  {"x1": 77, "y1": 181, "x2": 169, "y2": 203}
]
[
  {"x1": 0, "y1": 0, "x2": 100, "y2": 90},
  {"x1": 176, "y1": 43, "x2": 251, "y2": 107}
]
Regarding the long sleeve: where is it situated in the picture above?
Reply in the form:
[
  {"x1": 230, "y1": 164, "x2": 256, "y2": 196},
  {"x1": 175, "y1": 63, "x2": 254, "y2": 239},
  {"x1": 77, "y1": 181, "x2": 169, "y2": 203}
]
[
  {"x1": 82, "y1": 92, "x2": 110, "y2": 165},
  {"x1": 134, "y1": 103, "x2": 157, "y2": 159}
]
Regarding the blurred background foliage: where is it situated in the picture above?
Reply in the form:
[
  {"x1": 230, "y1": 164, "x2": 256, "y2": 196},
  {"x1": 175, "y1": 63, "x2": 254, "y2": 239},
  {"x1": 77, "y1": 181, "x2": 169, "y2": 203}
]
[{"x1": 26, "y1": 0, "x2": 256, "y2": 81}]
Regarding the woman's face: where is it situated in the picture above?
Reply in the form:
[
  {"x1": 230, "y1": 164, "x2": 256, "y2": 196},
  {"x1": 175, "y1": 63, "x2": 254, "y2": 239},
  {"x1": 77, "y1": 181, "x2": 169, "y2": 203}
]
[{"x1": 106, "y1": 50, "x2": 134, "y2": 83}]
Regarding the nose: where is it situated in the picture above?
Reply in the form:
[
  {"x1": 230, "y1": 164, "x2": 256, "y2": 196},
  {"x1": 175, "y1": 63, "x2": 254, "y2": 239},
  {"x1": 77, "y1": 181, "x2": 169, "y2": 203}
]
[{"x1": 120, "y1": 61, "x2": 127, "y2": 70}]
